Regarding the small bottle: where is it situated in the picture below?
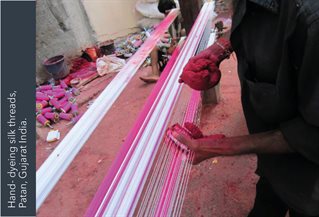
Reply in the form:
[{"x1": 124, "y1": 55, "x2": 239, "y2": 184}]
[
  {"x1": 36, "y1": 84, "x2": 52, "y2": 92},
  {"x1": 36, "y1": 114, "x2": 53, "y2": 128},
  {"x1": 58, "y1": 96, "x2": 68, "y2": 105},
  {"x1": 40, "y1": 107, "x2": 53, "y2": 115},
  {"x1": 36, "y1": 92, "x2": 50, "y2": 101},
  {"x1": 44, "y1": 112, "x2": 60, "y2": 123},
  {"x1": 59, "y1": 113, "x2": 73, "y2": 121},
  {"x1": 71, "y1": 103, "x2": 79, "y2": 116},
  {"x1": 49, "y1": 98, "x2": 62, "y2": 110},
  {"x1": 36, "y1": 100, "x2": 49, "y2": 110},
  {"x1": 65, "y1": 91, "x2": 76, "y2": 103},
  {"x1": 52, "y1": 87, "x2": 65, "y2": 93},
  {"x1": 60, "y1": 79, "x2": 68, "y2": 89},
  {"x1": 71, "y1": 88, "x2": 80, "y2": 96},
  {"x1": 67, "y1": 115, "x2": 82, "y2": 125},
  {"x1": 61, "y1": 102, "x2": 72, "y2": 113},
  {"x1": 42, "y1": 90, "x2": 54, "y2": 96},
  {"x1": 52, "y1": 91, "x2": 65, "y2": 99}
]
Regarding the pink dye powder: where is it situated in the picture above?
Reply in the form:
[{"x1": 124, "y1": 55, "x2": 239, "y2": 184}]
[{"x1": 179, "y1": 38, "x2": 233, "y2": 90}]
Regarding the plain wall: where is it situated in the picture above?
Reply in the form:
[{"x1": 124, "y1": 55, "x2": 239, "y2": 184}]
[
  {"x1": 36, "y1": 0, "x2": 97, "y2": 84},
  {"x1": 82, "y1": 0, "x2": 142, "y2": 42}
]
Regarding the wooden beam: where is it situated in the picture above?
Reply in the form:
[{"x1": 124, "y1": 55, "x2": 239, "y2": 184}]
[{"x1": 179, "y1": 0, "x2": 202, "y2": 35}]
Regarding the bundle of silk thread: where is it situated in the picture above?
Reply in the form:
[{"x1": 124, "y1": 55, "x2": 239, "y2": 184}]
[
  {"x1": 84, "y1": 4, "x2": 216, "y2": 215},
  {"x1": 134, "y1": 89, "x2": 204, "y2": 217},
  {"x1": 135, "y1": 124, "x2": 198, "y2": 217},
  {"x1": 136, "y1": 120, "x2": 226, "y2": 217},
  {"x1": 179, "y1": 38, "x2": 233, "y2": 90}
]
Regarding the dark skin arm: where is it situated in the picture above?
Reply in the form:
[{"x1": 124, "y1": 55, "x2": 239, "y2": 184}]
[{"x1": 172, "y1": 130, "x2": 294, "y2": 165}]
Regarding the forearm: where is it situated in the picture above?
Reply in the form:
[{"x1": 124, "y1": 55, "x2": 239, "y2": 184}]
[
  {"x1": 230, "y1": 130, "x2": 294, "y2": 155},
  {"x1": 199, "y1": 130, "x2": 294, "y2": 156}
]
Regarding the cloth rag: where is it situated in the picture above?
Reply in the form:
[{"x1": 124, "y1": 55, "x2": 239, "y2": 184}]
[{"x1": 179, "y1": 38, "x2": 233, "y2": 90}]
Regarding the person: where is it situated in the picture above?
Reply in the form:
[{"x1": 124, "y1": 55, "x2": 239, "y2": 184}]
[
  {"x1": 172, "y1": 0, "x2": 319, "y2": 217},
  {"x1": 140, "y1": 33, "x2": 176, "y2": 83},
  {"x1": 140, "y1": 0, "x2": 180, "y2": 83}
]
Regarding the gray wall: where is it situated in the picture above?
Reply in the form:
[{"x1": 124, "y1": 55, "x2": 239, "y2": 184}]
[{"x1": 36, "y1": 0, "x2": 97, "y2": 84}]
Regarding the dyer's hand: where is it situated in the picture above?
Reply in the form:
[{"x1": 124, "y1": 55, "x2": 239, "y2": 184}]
[
  {"x1": 172, "y1": 130, "x2": 293, "y2": 165},
  {"x1": 172, "y1": 131, "x2": 226, "y2": 165}
]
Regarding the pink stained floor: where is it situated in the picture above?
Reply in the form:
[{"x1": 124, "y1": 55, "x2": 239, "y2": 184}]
[{"x1": 36, "y1": 55, "x2": 258, "y2": 217}]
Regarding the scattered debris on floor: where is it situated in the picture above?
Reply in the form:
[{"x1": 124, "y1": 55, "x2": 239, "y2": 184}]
[
  {"x1": 114, "y1": 28, "x2": 153, "y2": 58},
  {"x1": 96, "y1": 55, "x2": 126, "y2": 76},
  {"x1": 46, "y1": 130, "x2": 61, "y2": 143}
]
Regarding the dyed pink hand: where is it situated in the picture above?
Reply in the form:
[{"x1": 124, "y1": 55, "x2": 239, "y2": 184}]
[{"x1": 171, "y1": 131, "x2": 226, "y2": 165}]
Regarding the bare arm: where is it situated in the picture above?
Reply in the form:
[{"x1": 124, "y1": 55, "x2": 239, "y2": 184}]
[
  {"x1": 218, "y1": 130, "x2": 293, "y2": 155},
  {"x1": 172, "y1": 130, "x2": 294, "y2": 164}
]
